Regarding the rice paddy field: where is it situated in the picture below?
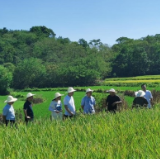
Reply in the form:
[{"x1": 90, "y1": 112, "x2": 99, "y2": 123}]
[{"x1": 1, "y1": 75, "x2": 160, "y2": 158}]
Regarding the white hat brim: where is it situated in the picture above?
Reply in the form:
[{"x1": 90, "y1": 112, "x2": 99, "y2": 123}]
[
  {"x1": 107, "y1": 90, "x2": 116, "y2": 93},
  {"x1": 54, "y1": 94, "x2": 64, "y2": 99},
  {"x1": 68, "y1": 90, "x2": 76, "y2": 93},
  {"x1": 5, "y1": 98, "x2": 17, "y2": 103},
  {"x1": 86, "y1": 90, "x2": 94, "y2": 93},
  {"x1": 27, "y1": 94, "x2": 35, "y2": 98}
]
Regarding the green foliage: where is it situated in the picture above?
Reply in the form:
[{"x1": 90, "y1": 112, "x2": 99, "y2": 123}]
[
  {"x1": 13, "y1": 58, "x2": 46, "y2": 89},
  {"x1": 1, "y1": 26, "x2": 160, "y2": 89},
  {"x1": 0, "y1": 65, "x2": 12, "y2": 94}
]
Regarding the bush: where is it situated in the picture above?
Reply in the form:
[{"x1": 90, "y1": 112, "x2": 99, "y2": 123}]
[{"x1": 0, "y1": 65, "x2": 13, "y2": 95}]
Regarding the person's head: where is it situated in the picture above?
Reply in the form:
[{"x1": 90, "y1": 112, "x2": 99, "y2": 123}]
[
  {"x1": 8, "y1": 102, "x2": 14, "y2": 105},
  {"x1": 86, "y1": 92, "x2": 92, "y2": 97},
  {"x1": 26, "y1": 93, "x2": 35, "y2": 102},
  {"x1": 110, "y1": 92, "x2": 116, "y2": 96},
  {"x1": 5, "y1": 95, "x2": 17, "y2": 105},
  {"x1": 27, "y1": 96, "x2": 33, "y2": 102},
  {"x1": 53, "y1": 92, "x2": 64, "y2": 101},
  {"x1": 86, "y1": 88, "x2": 94, "y2": 97},
  {"x1": 68, "y1": 92, "x2": 74, "y2": 97},
  {"x1": 67, "y1": 87, "x2": 76, "y2": 97},
  {"x1": 141, "y1": 84, "x2": 146, "y2": 91},
  {"x1": 107, "y1": 88, "x2": 116, "y2": 96}
]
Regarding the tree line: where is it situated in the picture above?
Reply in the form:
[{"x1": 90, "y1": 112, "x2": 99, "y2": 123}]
[{"x1": 0, "y1": 26, "x2": 160, "y2": 94}]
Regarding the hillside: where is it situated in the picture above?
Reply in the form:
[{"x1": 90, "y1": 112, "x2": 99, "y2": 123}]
[{"x1": 0, "y1": 27, "x2": 160, "y2": 94}]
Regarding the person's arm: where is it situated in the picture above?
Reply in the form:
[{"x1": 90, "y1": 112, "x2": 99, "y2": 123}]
[
  {"x1": 23, "y1": 104, "x2": 30, "y2": 119},
  {"x1": 112, "y1": 101, "x2": 122, "y2": 106},
  {"x1": 24, "y1": 109, "x2": 30, "y2": 119},
  {"x1": 64, "y1": 105, "x2": 74, "y2": 115},
  {"x1": 81, "y1": 97, "x2": 85, "y2": 110},
  {"x1": 49, "y1": 102, "x2": 59, "y2": 113}
]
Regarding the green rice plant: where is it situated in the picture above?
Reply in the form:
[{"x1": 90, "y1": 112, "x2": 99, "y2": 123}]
[{"x1": 1, "y1": 107, "x2": 160, "y2": 158}]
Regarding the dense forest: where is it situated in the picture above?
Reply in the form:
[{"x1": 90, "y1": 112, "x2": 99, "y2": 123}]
[{"x1": 0, "y1": 26, "x2": 160, "y2": 94}]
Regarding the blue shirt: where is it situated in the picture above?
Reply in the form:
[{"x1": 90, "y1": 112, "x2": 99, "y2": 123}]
[
  {"x1": 3, "y1": 104, "x2": 15, "y2": 120},
  {"x1": 81, "y1": 96, "x2": 96, "y2": 114},
  {"x1": 49, "y1": 100, "x2": 62, "y2": 112}
]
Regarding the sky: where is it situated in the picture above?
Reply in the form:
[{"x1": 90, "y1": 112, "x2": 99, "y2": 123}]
[{"x1": 0, "y1": 0, "x2": 160, "y2": 46}]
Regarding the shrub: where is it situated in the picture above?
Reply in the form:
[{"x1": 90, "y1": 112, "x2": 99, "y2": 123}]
[{"x1": 0, "y1": 65, "x2": 13, "y2": 95}]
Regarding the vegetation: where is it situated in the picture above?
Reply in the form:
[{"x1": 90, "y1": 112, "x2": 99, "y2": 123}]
[
  {"x1": 1, "y1": 78, "x2": 160, "y2": 158},
  {"x1": 1, "y1": 26, "x2": 160, "y2": 93},
  {"x1": 1, "y1": 108, "x2": 160, "y2": 158}
]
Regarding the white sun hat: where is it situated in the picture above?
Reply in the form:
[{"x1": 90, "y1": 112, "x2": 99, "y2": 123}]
[
  {"x1": 4, "y1": 96, "x2": 18, "y2": 103},
  {"x1": 27, "y1": 92, "x2": 35, "y2": 98},
  {"x1": 54, "y1": 92, "x2": 64, "y2": 99},
  {"x1": 135, "y1": 90, "x2": 145, "y2": 97},
  {"x1": 67, "y1": 87, "x2": 76, "y2": 93},
  {"x1": 86, "y1": 88, "x2": 94, "y2": 93},
  {"x1": 106, "y1": 88, "x2": 116, "y2": 93}
]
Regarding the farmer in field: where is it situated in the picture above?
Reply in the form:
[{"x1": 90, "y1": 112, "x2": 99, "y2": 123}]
[
  {"x1": 132, "y1": 90, "x2": 148, "y2": 108},
  {"x1": 81, "y1": 88, "x2": 96, "y2": 114},
  {"x1": 23, "y1": 93, "x2": 35, "y2": 124},
  {"x1": 106, "y1": 88, "x2": 122, "y2": 113},
  {"x1": 141, "y1": 84, "x2": 153, "y2": 108},
  {"x1": 3, "y1": 96, "x2": 17, "y2": 126},
  {"x1": 64, "y1": 87, "x2": 76, "y2": 119},
  {"x1": 49, "y1": 92, "x2": 64, "y2": 120}
]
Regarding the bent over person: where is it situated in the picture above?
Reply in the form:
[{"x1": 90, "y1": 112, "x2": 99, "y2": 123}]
[
  {"x1": 23, "y1": 93, "x2": 35, "y2": 124},
  {"x1": 132, "y1": 90, "x2": 148, "y2": 108},
  {"x1": 3, "y1": 96, "x2": 17, "y2": 126},
  {"x1": 106, "y1": 89, "x2": 122, "y2": 113}
]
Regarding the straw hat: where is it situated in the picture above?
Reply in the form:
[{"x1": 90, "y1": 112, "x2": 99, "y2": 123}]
[
  {"x1": 4, "y1": 96, "x2": 17, "y2": 103},
  {"x1": 27, "y1": 93, "x2": 35, "y2": 98},
  {"x1": 86, "y1": 88, "x2": 94, "y2": 93},
  {"x1": 67, "y1": 87, "x2": 76, "y2": 93},
  {"x1": 54, "y1": 92, "x2": 64, "y2": 100},
  {"x1": 106, "y1": 88, "x2": 116, "y2": 93},
  {"x1": 135, "y1": 90, "x2": 145, "y2": 97}
]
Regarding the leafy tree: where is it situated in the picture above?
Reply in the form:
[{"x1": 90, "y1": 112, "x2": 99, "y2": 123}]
[
  {"x1": 13, "y1": 58, "x2": 46, "y2": 89},
  {"x1": 0, "y1": 65, "x2": 12, "y2": 95},
  {"x1": 30, "y1": 26, "x2": 56, "y2": 38}
]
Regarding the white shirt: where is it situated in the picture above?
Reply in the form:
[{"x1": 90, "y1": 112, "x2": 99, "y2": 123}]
[
  {"x1": 64, "y1": 95, "x2": 76, "y2": 116},
  {"x1": 144, "y1": 90, "x2": 153, "y2": 108}
]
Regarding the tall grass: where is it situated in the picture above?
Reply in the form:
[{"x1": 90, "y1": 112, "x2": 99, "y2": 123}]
[{"x1": 1, "y1": 107, "x2": 160, "y2": 159}]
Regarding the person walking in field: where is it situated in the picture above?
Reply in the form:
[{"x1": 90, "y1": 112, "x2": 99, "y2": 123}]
[
  {"x1": 132, "y1": 90, "x2": 148, "y2": 108},
  {"x1": 3, "y1": 96, "x2": 17, "y2": 126},
  {"x1": 81, "y1": 88, "x2": 96, "y2": 114},
  {"x1": 141, "y1": 84, "x2": 153, "y2": 108},
  {"x1": 106, "y1": 89, "x2": 122, "y2": 113},
  {"x1": 23, "y1": 93, "x2": 35, "y2": 124},
  {"x1": 49, "y1": 92, "x2": 64, "y2": 120},
  {"x1": 64, "y1": 87, "x2": 76, "y2": 119}
]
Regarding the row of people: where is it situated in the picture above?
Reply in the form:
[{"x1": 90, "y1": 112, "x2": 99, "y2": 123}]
[{"x1": 2, "y1": 84, "x2": 153, "y2": 125}]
